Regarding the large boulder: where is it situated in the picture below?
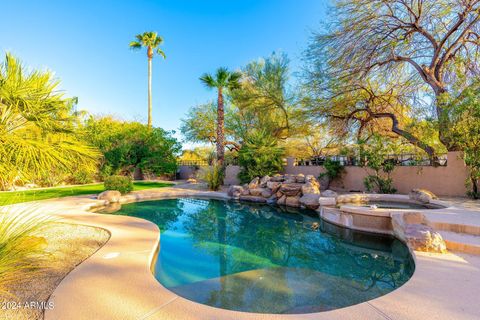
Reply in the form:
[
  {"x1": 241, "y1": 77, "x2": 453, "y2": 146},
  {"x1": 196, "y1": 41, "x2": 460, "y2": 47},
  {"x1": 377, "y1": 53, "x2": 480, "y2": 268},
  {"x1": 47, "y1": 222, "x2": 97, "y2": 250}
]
[
  {"x1": 267, "y1": 181, "x2": 282, "y2": 193},
  {"x1": 259, "y1": 176, "x2": 271, "y2": 188},
  {"x1": 279, "y1": 183, "x2": 302, "y2": 196},
  {"x1": 250, "y1": 188, "x2": 268, "y2": 197},
  {"x1": 228, "y1": 185, "x2": 244, "y2": 199},
  {"x1": 319, "y1": 197, "x2": 337, "y2": 207},
  {"x1": 301, "y1": 182, "x2": 320, "y2": 195},
  {"x1": 98, "y1": 190, "x2": 122, "y2": 203},
  {"x1": 248, "y1": 177, "x2": 260, "y2": 189},
  {"x1": 239, "y1": 195, "x2": 267, "y2": 203},
  {"x1": 261, "y1": 189, "x2": 273, "y2": 198},
  {"x1": 284, "y1": 175, "x2": 297, "y2": 184},
  {"x1": 277, "y1": 195, "x2": 287, "y2": 206},
  {"x1": 299, "y1": 194, "x2": 320, "y2": 210},
  {"x1": 322, "y1": 190, "x2": 338, "y2": 198},
  {"x1": 295, "y1": 174, "x2": 306, "y2": 183},
  {"x1": 409, "y1": 189, "x2": 438, "y2": 203},
  {"x1": 270, "y1": 174, "x2": 284, "y2": 182},
  {"x1": 286, "y1": 196, "x2": 301, "y2": 208}
]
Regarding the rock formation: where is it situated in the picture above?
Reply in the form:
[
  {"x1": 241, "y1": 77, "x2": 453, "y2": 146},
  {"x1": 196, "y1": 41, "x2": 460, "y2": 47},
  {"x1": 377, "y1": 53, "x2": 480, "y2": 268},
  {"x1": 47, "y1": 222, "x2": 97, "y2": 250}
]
[{"x1": 229, "y1": 174, "x2": 321, "y2": 209}]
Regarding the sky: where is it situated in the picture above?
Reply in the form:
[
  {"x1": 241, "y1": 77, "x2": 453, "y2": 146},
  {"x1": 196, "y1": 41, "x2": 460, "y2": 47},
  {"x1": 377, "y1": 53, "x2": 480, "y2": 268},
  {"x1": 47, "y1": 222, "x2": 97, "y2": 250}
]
[{"x1": 0, "y1": 0, "x2": 328, "y2": 144}]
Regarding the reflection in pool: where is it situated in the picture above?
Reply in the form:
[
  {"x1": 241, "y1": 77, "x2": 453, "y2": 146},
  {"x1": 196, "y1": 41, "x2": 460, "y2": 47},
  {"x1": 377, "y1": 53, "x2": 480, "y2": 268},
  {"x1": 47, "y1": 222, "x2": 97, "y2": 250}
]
[{"x1": 100, "y1": 198, "x2": 414, "y2": 314}]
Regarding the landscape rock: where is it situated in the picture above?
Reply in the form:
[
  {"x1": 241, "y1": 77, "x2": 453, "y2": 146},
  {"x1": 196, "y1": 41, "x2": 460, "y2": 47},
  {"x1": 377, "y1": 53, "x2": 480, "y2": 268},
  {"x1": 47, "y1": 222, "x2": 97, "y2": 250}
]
[
  {"x1": 239, "y1": 195, "x2": 267, "y2": 203},
  {"x1": 284, "y1": 175, "x2": 297, "y2": 184},
  {"x1": 270, "y1": 174, "x2": 284, "y2": 182},
  {"x1": 259, "y1": 175, "x2": 271, "y2": 188},
  {"x1": 98, "y1": 190, "x2": 122, "y2": 203},
  {"x1": 267, "y1": 181, "x2": 282, "y2": 193},
  {"x1": 409, "y1": 189, "x2": 438, "y2": 203},
  {"x1": 295, "y1": 174, "x2": 305, "y2": 183},
  {"x1": 403, "y1": 224, "x2": 447, "y2": 253},
  {"x1": 250, "y1": 188, "x2": 268, "y2": 197},
  {"x1": 322, "y1": 190, "x2": 338, "y2": 198},
  {"x1": 248, "y1": 177, "x2": 260, "y2": 189},
  {"x1": 280, "y1": 183, "x2": 302, "y2": 196},
  {"x1": 277, "y1": 195, "x2": 287, "y2": 206},
  {"x1": 301, "y1": 182, "x2": 320, "y2": 195},
  {"x1": 187, "y1": 178, "x2": 197, "y2": 184},
  {"x1": 227, "y1": 185, "x2": 244, "y2": 199},
  {"x1": 285, "y1": 196, "x2": 301, "y2": 208},
  {"x1": 299, "y1": 194, "x2": 320, "y2": 210},
  {"x1": 261, "y1": 189, "x2": 273, "y2": 198}
]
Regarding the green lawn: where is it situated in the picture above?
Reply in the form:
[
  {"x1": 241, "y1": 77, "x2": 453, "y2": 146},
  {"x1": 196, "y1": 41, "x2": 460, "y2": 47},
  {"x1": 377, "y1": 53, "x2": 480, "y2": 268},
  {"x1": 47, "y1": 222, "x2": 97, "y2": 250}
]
[{"x1": 0, "y1": 181, "x2": 174, "y2": 205}]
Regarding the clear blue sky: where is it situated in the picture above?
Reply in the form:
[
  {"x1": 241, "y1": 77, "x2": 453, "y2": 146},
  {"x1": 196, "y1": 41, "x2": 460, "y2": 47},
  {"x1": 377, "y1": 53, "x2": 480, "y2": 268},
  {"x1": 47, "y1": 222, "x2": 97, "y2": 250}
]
[{"x1": 0, "y1": 0, "x2": 328, "y2": 141}]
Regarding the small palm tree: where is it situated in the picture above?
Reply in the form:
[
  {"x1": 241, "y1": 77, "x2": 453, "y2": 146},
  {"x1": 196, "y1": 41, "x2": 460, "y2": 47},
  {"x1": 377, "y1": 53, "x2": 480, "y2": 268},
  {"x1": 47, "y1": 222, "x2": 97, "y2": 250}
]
[
  {"x1": 129, "y1": 32, "x2": 166, "y2": 129},
  {"x1": 200, "y1": 68, "x2": 241, "y2": 165}
]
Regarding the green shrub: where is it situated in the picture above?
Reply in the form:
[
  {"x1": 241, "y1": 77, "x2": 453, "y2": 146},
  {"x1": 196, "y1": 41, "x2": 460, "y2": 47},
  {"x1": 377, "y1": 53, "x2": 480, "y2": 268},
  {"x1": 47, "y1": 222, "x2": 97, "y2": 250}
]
[
  {"x1": 320, "y1": 159, "x2": 344, "y2": 188},
  {"x1": 201, "y1": 164, "x2": 224, "y2": 191},
  {"x1": 104, "y1": 175, "x2": 133, "y2": 194},
  {"x1": 238, "y1": 131, "x2": 285, "y2": 184}
]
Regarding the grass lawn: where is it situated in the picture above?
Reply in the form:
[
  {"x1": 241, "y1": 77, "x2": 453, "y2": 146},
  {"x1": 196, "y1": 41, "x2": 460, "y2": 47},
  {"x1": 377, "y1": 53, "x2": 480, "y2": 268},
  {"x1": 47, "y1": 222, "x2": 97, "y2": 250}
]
[{"x1": 0, "y1": 181, "x2": 174, "y2": 205}]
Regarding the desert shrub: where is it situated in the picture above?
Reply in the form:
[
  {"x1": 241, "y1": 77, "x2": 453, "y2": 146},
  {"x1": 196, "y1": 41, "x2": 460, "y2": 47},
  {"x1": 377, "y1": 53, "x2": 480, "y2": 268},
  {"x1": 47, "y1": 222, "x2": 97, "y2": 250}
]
[
  {"x1": 238, "y1": 131, "x2": 285, "y2": 184},
  {"x1": 319, "y1": 159, "x2": 344, "y2": 188},
  {"x1": 201, "y1": 164, "x2": 224, "y2": 191},
  {"x1": 360, "y1": 137, "x2": 397, "y2": 194},
  {"x1": 0, "y1": 207, "x2": 54, "y2": 297},
  {"x1": 104, "y1": 175, "x2": 133, "y2": 194}
]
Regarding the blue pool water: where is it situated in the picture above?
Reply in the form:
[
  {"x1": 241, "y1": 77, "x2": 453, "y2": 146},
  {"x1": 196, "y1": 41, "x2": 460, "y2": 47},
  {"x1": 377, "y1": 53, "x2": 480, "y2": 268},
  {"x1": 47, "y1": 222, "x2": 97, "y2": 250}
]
[{"x1": 101, "y1": 198, "x2": 414, "y2": 314}]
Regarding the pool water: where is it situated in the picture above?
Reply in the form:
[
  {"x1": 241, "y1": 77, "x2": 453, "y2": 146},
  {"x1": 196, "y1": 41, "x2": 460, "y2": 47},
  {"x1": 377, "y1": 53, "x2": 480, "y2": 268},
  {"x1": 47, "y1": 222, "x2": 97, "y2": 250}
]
[
  {"x1": 343, "y1": 200, "x2": 434, "y2": 209},
  {"x1": 102, "y1": 198, "x2": 414, "y2": 314}
]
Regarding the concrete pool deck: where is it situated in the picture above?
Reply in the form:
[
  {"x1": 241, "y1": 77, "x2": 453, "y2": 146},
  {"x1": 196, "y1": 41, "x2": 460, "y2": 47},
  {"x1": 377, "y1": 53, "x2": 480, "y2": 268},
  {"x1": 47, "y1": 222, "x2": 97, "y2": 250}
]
[{"x1": 6, "y1": 187, "x2": 480, "y2": 320}]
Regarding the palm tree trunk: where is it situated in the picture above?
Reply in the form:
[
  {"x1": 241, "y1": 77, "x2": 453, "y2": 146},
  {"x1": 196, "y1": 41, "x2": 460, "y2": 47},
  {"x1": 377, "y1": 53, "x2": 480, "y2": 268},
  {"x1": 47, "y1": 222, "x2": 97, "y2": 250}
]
[
  {"x1": 216, "y1": 87, "x2": 225, "y2": 165},
  {"x1": 147, "y1": 56, "x2": 152, "y2": 129}
]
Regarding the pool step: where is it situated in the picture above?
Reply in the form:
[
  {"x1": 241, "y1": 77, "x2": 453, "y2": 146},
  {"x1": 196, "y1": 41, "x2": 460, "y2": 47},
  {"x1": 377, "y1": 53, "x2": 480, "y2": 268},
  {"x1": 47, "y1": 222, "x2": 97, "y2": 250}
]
[{"x1": 440, "y1": 231, "x2": 480, "y2": 255}]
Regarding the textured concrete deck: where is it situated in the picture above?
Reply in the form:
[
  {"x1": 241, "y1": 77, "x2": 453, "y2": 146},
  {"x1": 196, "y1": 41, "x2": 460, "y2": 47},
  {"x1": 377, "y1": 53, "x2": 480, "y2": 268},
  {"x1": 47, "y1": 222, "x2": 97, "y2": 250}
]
[{"x1": 7, "y1": 187, "x2": 479, "y2": 320}]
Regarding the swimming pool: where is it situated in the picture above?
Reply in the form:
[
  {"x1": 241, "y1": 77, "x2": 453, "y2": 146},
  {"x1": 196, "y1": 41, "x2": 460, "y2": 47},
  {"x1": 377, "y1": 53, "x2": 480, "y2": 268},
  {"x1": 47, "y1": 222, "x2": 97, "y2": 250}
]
[{"x1": 100, "y1": 198, "x2": 414, "y2": 314}]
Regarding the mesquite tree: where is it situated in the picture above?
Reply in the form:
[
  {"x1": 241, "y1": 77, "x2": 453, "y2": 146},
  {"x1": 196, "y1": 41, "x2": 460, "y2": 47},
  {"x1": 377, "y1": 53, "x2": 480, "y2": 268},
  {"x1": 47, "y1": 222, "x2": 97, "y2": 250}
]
[{"x1": 309, "y1": 0, "x2": 480, "y2": 152}]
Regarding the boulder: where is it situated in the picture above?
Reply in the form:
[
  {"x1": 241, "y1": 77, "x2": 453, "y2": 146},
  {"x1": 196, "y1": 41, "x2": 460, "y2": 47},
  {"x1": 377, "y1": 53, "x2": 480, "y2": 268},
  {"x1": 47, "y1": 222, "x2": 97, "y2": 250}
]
[
  {"x1": 409, "y1": 189, "x2": 438, "y2": 203},
  {"x1": 275, "y1": 191, "x2": 283, "y2": 198},
  {"x1": 295, "y1": 174, "x2": 305, "y2": 183},
  {"x1": 279, "y1": 183, "x2": 302, "y2": 196},
  {"x1": 239, "y1": 195, "x2": 267, "y2": 203},
  {"x1": 187, "y1": 178, "x2": 197, "y2": 184},
  {"x1": 250, "y1": 188, "x2": 268, "y2": 197},
  {"x1": 270, "y1": 174, "x2": 284, "y2": 182},
  {"x1": 248, "y1": 177, "x2": 260, "y2": 189},
  {"x1": 284, "y1": 175, "x2": 297, "y2": 184},
  {"x1": 403, "y1": 224, "x2": 447, "y2": 253},
  {"x1": 259, "y1": 175, "x2": 271, "y2": 188},
  {"x1": 299, "y1": 194, "x2": 320, "y2": 210},
  {"x1": 285, "y1": 196, "x2": 301, "y2": 208},
  {"x1": 322, "y1": 190, "x2": 338, "y2": 198},
  {"x1": 227, "y1": 185, "x2": 244, "y2": 199},
  {"x1": 261, "y1": 189, "x2": 273, "y2": 198},
  {"x1": 267, "y1": 181, "x2": 282, "y2": 193},
  {"x1": 301, "y1": 182, "x2": 320, "y2": 195},
  {"x1": 98, "y1": 190, "x2": 122, "y2": 203},
  {"x1": 318, "y1": 175, "x2": 330, "y2": 190},
  {"x1": 277, "y1": 195, "x2": 287, "y2": 206}
]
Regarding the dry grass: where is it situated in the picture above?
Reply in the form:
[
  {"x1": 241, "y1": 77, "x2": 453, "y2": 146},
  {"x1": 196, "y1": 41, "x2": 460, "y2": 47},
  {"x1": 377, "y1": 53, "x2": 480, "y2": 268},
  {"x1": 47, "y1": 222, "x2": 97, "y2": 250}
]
[{"x1": 0, "y1": 222, "x2": 110, "y2": 320}]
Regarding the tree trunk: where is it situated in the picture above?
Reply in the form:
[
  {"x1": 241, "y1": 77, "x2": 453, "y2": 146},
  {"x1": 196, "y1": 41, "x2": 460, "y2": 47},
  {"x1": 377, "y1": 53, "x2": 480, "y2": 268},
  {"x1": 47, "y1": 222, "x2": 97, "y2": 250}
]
[
  {"x1": 216, "y1": 87, "x2": 225, "y2": 165},
  {"x1": 147, "y1": 56, "x2": 152, "y2": 129}
]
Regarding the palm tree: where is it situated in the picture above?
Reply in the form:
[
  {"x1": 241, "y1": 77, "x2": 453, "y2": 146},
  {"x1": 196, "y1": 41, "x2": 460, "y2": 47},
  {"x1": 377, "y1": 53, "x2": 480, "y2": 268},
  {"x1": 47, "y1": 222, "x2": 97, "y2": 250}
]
[
  {"x1": 129, "y1": 32, "x2": 166, "y2": 129},
  {"x1": 200, "y1": 68, "x2": 241, "y2": 165},
  {"x1": 0, "y1": 53, "x2": 99, "y2": 190}
]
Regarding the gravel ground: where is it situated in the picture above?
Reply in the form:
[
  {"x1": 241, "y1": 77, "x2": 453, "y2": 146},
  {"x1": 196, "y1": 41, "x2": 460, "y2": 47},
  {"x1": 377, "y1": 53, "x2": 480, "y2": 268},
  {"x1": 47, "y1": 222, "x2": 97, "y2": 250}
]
[{"x1": 0, "y1": 223, "x2": 110, "y2": 320}]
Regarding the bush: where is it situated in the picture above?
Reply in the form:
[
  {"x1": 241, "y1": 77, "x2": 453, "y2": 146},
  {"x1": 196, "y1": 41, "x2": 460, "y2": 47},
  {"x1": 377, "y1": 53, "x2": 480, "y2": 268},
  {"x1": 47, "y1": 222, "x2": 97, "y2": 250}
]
[
  {"x1": 104, "y1": 175, "x2": 133, "y2": 194},
  {"x1": 201, "y1": 164, "x2": 224, "y2": 191},
  {"x1": 238, "y1": 131, "x2": 285, "y2": 184},
  {"x1": 319, "y1": 159, "x2": 344, "y2": 188}
]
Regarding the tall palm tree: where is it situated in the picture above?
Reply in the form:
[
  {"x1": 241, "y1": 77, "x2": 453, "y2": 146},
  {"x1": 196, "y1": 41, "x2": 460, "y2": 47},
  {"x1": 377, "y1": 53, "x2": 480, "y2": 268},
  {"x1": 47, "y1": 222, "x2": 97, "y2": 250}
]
[
  {"x1": 129, "y1": 32, "x2": 166, "y2": 129},
  {"x1": 200, "y1": 68, "x2": 241, "y2": 165}
]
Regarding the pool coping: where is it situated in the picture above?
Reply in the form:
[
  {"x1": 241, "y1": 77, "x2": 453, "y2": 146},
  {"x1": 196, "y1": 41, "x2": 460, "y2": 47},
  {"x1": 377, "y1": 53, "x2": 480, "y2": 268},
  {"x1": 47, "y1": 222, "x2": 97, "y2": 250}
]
[{"x1": 6, "y1": 187, "x2": 479, "y2": 320}]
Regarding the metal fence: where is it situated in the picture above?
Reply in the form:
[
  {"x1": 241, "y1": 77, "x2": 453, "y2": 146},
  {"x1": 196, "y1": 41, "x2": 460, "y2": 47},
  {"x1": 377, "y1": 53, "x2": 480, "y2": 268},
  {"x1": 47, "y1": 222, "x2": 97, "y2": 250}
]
[{"x1": 294, "y1": 153, "x2": 448, "y2": 167}]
